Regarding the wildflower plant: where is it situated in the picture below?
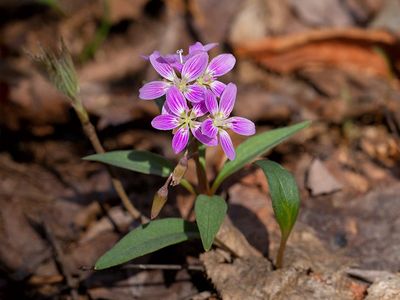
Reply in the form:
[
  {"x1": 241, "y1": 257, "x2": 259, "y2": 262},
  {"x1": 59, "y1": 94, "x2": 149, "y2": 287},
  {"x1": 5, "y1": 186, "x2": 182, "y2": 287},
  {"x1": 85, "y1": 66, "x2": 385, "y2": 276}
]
[{"x1": 86, "y1": 42, "x2": 310, "y2": 269}]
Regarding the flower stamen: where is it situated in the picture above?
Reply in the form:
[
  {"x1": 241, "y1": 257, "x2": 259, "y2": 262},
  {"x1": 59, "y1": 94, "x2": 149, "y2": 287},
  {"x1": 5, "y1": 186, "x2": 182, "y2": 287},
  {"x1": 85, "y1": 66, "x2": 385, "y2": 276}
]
[{"x1": 176, "y1": 49, "x2": 184, "y2": 64}]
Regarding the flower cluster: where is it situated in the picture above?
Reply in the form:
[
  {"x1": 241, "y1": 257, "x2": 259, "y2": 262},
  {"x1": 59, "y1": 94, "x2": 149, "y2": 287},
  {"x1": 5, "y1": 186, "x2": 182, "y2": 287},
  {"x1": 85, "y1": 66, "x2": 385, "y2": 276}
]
[{"x1": 139, "y1": 42, "x2": 255, "y2": 160}]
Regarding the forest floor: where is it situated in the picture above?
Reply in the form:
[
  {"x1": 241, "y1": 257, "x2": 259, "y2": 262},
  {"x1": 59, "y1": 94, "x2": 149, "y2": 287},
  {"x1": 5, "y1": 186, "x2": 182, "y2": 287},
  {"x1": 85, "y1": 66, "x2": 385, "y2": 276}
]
[{"x1": 1, "y1": 0, "x2": 400, "y2": 299}]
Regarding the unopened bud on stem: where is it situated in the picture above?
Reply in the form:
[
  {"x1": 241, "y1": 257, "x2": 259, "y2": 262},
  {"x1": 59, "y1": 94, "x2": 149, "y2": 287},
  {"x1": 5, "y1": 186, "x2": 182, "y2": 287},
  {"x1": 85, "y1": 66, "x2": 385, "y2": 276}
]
[
  {"x1": 171, "y1": 152, "x2": 188, "y2": 186},
  {"x1": 151, "y1": 175, "x2": 172, "y2": 219}
]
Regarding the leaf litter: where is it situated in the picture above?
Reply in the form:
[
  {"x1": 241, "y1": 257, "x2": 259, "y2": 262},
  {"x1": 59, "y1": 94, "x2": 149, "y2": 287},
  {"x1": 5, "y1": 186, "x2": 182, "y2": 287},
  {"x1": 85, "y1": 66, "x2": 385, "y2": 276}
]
[{"x1": 1, "y1": 0, "x2": 400, "y2": 298}]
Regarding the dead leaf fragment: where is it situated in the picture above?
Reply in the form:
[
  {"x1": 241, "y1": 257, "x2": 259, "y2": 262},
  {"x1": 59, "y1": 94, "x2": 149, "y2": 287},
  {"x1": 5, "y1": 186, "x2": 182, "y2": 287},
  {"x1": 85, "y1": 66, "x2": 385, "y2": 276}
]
[
  {"x1": 307, "y1": 159, "x2": 343, "y2": 196},
  {"x1": 235, "y1": 28, "x2": 400, "y2": 78}
]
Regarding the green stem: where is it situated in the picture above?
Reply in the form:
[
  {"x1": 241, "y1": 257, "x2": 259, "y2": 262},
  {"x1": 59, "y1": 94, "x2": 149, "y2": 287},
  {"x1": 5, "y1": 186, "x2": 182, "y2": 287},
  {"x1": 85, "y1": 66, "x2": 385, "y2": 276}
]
[
  {"x1": 180, "y1": 179, "x2": 196, "y2": 195},
  {"x1": 210, "y1": 180, "x2": 219, "y2": 195},
  {"x1": 275, "y1": 234, "x2": 288, "y2": 269},
  {"x1": 191, "y1": 142, "x2": 210, "y2": 195}
]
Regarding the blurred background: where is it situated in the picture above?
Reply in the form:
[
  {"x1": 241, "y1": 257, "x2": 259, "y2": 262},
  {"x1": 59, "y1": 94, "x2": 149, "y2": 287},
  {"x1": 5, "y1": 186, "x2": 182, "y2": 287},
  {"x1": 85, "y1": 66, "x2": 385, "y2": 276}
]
[{"x1": 1, "y1": 0, "x2": 400, "y2": 299}]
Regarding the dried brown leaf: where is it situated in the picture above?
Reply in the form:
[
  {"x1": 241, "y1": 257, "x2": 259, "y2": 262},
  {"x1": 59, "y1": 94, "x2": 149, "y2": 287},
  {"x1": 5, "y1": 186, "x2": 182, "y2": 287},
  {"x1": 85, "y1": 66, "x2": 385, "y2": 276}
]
[{"x1": 235, "y1": 28, "x2": 400, "y2": 78}]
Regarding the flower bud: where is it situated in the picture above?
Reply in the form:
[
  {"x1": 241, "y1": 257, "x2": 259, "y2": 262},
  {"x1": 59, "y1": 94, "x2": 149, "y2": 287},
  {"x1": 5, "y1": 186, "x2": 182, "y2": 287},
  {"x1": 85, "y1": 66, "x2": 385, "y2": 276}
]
[
  {"x1": 171, "y1": 154, "x2": 188, "y2": 186},
  {"x1": 151, "y1": 176, "x2": 171, "y2": 219}
]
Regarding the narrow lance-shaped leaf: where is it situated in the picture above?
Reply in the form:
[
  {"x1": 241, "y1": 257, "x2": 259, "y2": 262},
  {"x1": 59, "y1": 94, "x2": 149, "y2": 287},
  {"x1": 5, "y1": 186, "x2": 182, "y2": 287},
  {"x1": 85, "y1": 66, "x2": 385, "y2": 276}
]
[
  {"x1": 255, "y1": 160, "x2": 300, "y2": 268},
  {"x1": 211, "y1": 121, "x2": 310, "y2": 193},
  {"x1": 195, "y1": 195, "x2": 227, "y2": 251},
  {"x1": 83, "y1": 150, "x2": 195, "y2": 193},
  {"x1": 255, "y1": 160, "x2": 300, "y2": 238},
  {"x1": 84, "y1": 150, "x2": 174, "y2": 177},
  {"x1": 95, "y1": 218, "x2": 200, "y2": 270}
]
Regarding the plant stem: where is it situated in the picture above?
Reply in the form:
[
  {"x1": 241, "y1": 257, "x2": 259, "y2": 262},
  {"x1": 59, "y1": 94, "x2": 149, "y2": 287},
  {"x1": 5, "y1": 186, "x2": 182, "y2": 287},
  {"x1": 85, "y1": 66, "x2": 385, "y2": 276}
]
[
  {"x1": 191, "y1": 142, "x2": 210, "y2": 195},
  {"x1": 275, "y1": 234, "x2": 288, "y2": 269},
  {"x1": 75, "y1": 103, "x2": 147, "y2": 223},
  {"x1": 180, "y1": 179, "x2": 196, "y2": 195}
]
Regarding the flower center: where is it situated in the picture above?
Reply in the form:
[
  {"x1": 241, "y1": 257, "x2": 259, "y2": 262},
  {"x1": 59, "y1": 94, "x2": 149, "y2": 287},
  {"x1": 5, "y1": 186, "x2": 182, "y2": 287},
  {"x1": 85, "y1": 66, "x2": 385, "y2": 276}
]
[
  {"x1": 197, "y1": 73, "x2": 213, "y2": 86},
  {"x1": 212, "y1": 113, "x2": 228, "y2": 129},
  {"x1": 178, "y1": 110, "x2": 197, "y2": 128},
  {"x1": 174, "y1": 77, "x2": 188, "y2": 93}
]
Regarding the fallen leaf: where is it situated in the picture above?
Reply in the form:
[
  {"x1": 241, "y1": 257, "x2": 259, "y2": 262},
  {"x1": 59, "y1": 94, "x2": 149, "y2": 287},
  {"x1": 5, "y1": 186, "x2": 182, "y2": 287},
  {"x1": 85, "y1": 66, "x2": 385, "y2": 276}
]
[
  {"x1": 235, "y1": 28, "x2": 400, "y2": 79},
  {"x1": 307, "y1": 158, "x2": 343, "y2": 196}
]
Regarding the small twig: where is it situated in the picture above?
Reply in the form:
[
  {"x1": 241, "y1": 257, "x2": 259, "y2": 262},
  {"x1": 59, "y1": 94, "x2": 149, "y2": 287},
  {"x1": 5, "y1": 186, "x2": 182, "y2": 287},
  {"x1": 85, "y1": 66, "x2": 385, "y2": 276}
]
[
  {"x1": 122, "y1": 263, "x2": 204, "y2": 271},
  {"x1": 44, "y1": 224, "x2": 79, "y2": 300},
  {"x1": 28, "y1": 274, "x2": 64, "y2": 286},
  {"x1": 79, "y1": 112, "x2": 148, "y2": 223},
  {"x1": 96, "y1": 198, "x2": 122, "y2": 233}
]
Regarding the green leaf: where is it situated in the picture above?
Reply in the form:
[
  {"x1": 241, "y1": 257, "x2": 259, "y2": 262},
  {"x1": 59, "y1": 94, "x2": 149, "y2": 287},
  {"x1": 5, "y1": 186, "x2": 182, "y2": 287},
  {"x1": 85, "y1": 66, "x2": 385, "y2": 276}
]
[
  {"x1": 84, "y1": 150, "x2": 196, "y2": 194},
  {"x1": 95, "y1": 218, "x2": 199, "y2": 270},
  {"x1": 84, "y1": 150, "x2": 174, "y2": 177},
  {"x1": 195, "y1": 195, "x2": 227, "y2": 251},
  {"x1": 255, "y1": 160, "x2": 300, "y2": 238},
  {"x1": 211, "y1": 121, "x2": 310, "y2": 193}
]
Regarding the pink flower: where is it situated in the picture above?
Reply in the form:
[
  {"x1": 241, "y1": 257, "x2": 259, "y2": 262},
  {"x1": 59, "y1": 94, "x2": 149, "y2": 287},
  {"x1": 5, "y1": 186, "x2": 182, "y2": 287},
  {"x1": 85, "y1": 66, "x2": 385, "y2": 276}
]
[
  {"x1": 139, "y1": 51, "x2": 208, "y2": 103},
  {"x1": 196, "y1": 53, "x2": 236, "y2": 97},
  {"x1": 139, "y1": 43, "x2": 254, "y2": 157},
  {"x1": 164, "y1": 42, "x2": 218, "y2": 72},
  {"x1": 151, "y1": 87, "x2": 217, "y2": 154},
  {"x1": 201, "y1": 83, "x2": 255, "y2": 160}
]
